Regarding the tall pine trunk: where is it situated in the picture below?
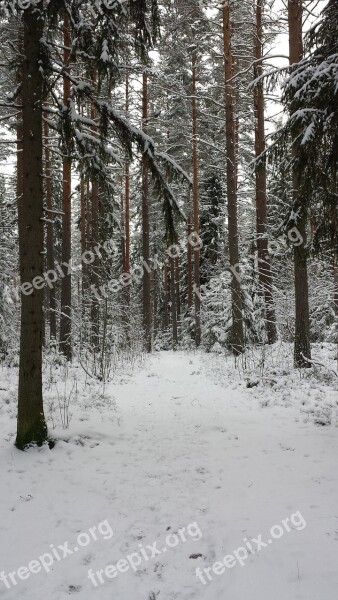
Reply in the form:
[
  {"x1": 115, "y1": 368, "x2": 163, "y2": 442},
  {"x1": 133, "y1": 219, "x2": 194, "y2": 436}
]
[
  {"x1": 124, "y1": 73, "x2": 131, "y2": 325},
  {"x1": 223, "y1": 2, "x2": 244, "y2": 355},
  {"x1": 192, "y1": 53, "x2": 201, "y2": 347},
  {"x1": 254, "y1": 0, "x2": 277, "y2": 344},
  {"x1": 80, "y1": 176, "x2": 87, "y2": 295},
  {"x1": 59, "y1": 11, "x2": 72, "y2": 360},
  {"x1": 288, "y1": 0, "x2": 311, "y2": 367},
  {"x1": 16, "y1": 2, "x2": 48, "y2": 449},
  {"x1": 170, "y1": 254, "x2": 178, "y2": 347},
  {"x1": 90, "y1": 174, "x2": 100, "y2": 352},
  {"x1": 89, "y1": 70, "x2": 100, "y2": 353},
  {"x1": 331, "y1": 166, "x2": 338, "y2": 316},
  {"x1": 334, "y1": 246, "x2": 338, "y2": 316},
  {"x1": 175, "y1": 254, "x2": 181, "y2": 319},
  {"x1": 125, "y1": 73, "x2": 131, "y2": 278},
  {"x1": 142, "y1": 72, "x2": 152, "y2": 352},
  {"x1": 187, "y1": 215, "x2": 193, "y2": 308},
  {"x1": 163, "y1": 262, "x2": 169, "y2": 330},
  {"x1": 44, "y1": 118, "x2": 57, "y2": 341}
]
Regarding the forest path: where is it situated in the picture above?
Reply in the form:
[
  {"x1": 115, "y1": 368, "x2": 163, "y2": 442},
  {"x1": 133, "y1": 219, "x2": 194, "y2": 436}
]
[{"x1": 1, "y1": 351, "x2": 338, "y2": 600}]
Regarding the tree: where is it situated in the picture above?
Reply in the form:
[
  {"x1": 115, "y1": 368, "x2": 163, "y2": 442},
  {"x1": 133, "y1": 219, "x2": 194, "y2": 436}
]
[
  {"x1": 288, "y1": 0, "x2": 312, "y2": 367},
  {"x1": 142, "y1": 71, "x2": 152, "y2": 352},
  {"x1": 59, "y1": 9, "x2": 72, "y2": 360},
  {"x1": 277, "y1": 0, "x2": 338, "y2": 347},
  {"x1": 253, "y1": 0, "x2": 278, "y2": 345},
  {"x1": 44, "y1": 118, "x2": 57, "y2": 341},
  {"x1": 223, "y1": 0, "x2": 245, "y2": 355},
  {"x1": 192, "y1": 51, "x2": 201, "y2": 347},
  {"x1": 16, "y1": 1, "x2": 48, "y2": 449}
]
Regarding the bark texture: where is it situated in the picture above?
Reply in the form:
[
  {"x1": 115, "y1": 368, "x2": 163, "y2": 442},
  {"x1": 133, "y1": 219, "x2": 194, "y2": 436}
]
[
  {"x1": 254, "y1": 0, "x2": 278, "y2": 344},
  {"x1": 59, "y1": 11, "x2": 72, "y2": 360},
  {"x1": 192, "y1": 54, "x2": 201, "y2": 347},
  {"x1": 288, "y1": 0, "x2": 312, "y2": 368},
  {"x1": 16, "y1": 3, "x2": 48, "y2": 449},
  {"x1": 223, "y1": 3, "x2": 245, "y2": 355},
  {"x1": 142, "y1": 72, "x2": 152, "y2": 352}
]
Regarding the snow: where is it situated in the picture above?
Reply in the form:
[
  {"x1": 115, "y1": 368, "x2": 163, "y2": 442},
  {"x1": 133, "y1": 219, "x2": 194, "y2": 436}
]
[
  {"x1": 100, "y1": 40, "x2": 110, "y2": 63},
  {"x1": 0, "y1": 349, "x2": 338, "y2": 599}
]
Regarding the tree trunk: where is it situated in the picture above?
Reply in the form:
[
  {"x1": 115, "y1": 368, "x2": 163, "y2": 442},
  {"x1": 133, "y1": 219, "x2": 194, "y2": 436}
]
[
  {"x1": 90, "y1": 174, "x2": 100, "y2": 352},
  {"x1": 120, "y1": 179, "x2": 126, "y2": 271},
  {"x1": 44, "y1": 118, "x2": 57, "y2": 341},
  {"x1": 254, "y1": 0, "x2": 278, "y2": 344},
  {"x1": 163, "y1": 262, "x2": 169, "y2": 330},
  {"x1": 16, "y1": 2, "x2": 48, "y2": 449},
  {"x1": 170, "y1": 255, "x2": 178, "y2": 347},
  {"x1": 142, "y1": 72, "x2": 152, "y2": 352},
  {"x1": 59, "y1": 11, "x2": 72, "y2": 360},
  {"x1": 288, "y1": 0, "x2": 311, "y2": 368},
  {"x1": 125, "y1": 73, "x2": 131, "y2": 278},
  {"x1": 90, "y1": 68, "x2": 100, "y2": 353},
  {"x1": 334, "y1": 248, "x2": 338, "y2": 316},
  {"x1": 175, "y1": 254, "x2": 181, "y2": 318},
  {"x1": 124, "y1": 73, "x2": 131, "y2": 321},
  {"x1": 223, "y1": 2, "x2": 245, "y2": 355},
  {"x1": 333, "y1": 250, "x2": 338, "y2": 317},
  {"x1": 80, "y1": 176, "x2": 87, "y2": 293},
  {"x1": 192, "y1": 53, "x2": 201, "y2": 347},
  {"x1": 187, "y1": 215, "x2": 193, "y2": 308},
  {"x1": 333, "y1": 171, "x2": 338, "y2": 316}
]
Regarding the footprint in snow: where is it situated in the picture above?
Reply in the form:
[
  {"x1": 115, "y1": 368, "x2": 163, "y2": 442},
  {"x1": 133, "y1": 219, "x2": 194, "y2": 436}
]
[
  {"x1": 68, "y1": 585, "x2": 82, "y2": 594},
  {"x1": 196, "y1": 467, "x2": 208, "y2": 474}
]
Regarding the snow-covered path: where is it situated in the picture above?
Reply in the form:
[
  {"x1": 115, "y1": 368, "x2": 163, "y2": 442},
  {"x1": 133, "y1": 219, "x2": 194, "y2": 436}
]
[{"x1": 1, "y1": 351, "x2": 338, "y2": 600}]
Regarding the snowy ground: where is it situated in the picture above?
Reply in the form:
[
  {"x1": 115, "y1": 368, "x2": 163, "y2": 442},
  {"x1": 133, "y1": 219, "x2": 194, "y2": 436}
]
[{"x1": 1, "y1": 348, "x2": 338, "y2": 599}]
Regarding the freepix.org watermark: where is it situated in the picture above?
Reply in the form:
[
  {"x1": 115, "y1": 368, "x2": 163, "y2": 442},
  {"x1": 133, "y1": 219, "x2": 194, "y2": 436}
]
[
  {"x1": 17, "y1": 225, "x2": 303, "y2": 299},
  {"x1": 1, "y1": 0, "x2": 123, "y2": 14},
  {"x1": 18, "y1": 232, "x2": 203, "y2": 297},
  {"x1": 90, "y1": 233, "x2": 203, "y2": 301},
  {"x1": 195, "y1": 510, "x2": 306, "y2": 585},
  {"x1": 88, "y1": 521, "x2": 203, "y2": 588},
  {"x1": 0, "y1": 519, "x2": 113, "y2": 590}
]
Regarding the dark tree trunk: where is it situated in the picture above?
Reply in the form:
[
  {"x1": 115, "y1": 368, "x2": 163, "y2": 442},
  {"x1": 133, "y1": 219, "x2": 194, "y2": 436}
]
[
  {"x1": 254, "y1": 0, "x2": 278, "y2": 344},
  {"x1": 80, "y1": 176, "x2": 87, "y2": 295},
  {"x1": 59, "y1": 11, "x2": 72, "y2": 360},
  {"x1": 90, "y1": 175, "x2": 100, "y2": 352},
  {"x1": 334, "y1": 248, "x2": 338, "y2": 316},
  {"x1": 90, "y1": 69, "x2": 100, "y2": 353},
  {"x1": 44, "y1": 118, "x2": 57, "y2": 341},
  {"x1": 170, "y1": 255, "x2": 178, "y2": 347},
  {"x1": 123, "y1": 73, "x2": 131, "y2": 321},
  {"x1": 187, "y1": 215, "x2": 193, "y2": 308},
  {"x1": 288, "y1": 0, "x2": 311, "y2": 368},
  {"x1": 142, "y1": 72, "x2": 152, "y2": 352},
  {"x1": 120, "y1": 180, "x2": 126, "y2": 272},
  {"x1": 192, "y1": 54, "x2": 201, "y2": 347},
  {"x1": 163, "y1": 262, "x2": 169, "y2": 330},
  {"x1": 125, "y1": 73, "x2": 131, "y2": 278},
  {"x1": 175, "y1": 254, "x2": 181, "y2": 318},
  {"x1": 16, "y1": 2, "x2": 48, "y2": 449},
  {"x1": 223, "y1": 3, "x2": 245, "y2": 355},
  {"x1": 332, "y1": 168, "x2": 338, "y2": 315}
]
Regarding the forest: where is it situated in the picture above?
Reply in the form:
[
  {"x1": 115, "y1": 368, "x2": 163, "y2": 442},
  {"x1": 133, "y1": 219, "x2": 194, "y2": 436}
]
[{"x1": 0, "y1": 0, "x2": 337, "y2": 599}]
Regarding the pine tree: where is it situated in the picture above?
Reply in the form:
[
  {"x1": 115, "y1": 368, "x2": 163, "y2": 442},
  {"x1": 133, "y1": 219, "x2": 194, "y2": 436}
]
[
  {"x1": 223, "y1": 0, "x2": 245, "y2": 355},
  {"x1": 288, "y1": 0, "x2": 311, "y2": 367},
  {"x1": 59, "y1": 8, "x2": 72, "y2": 360},
  {"x1": 16, "y1": 1, "x2": 48, "y2": 449},
  {"x1": 253, "y1": 0, "x2": 278, "y2": 345}
]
